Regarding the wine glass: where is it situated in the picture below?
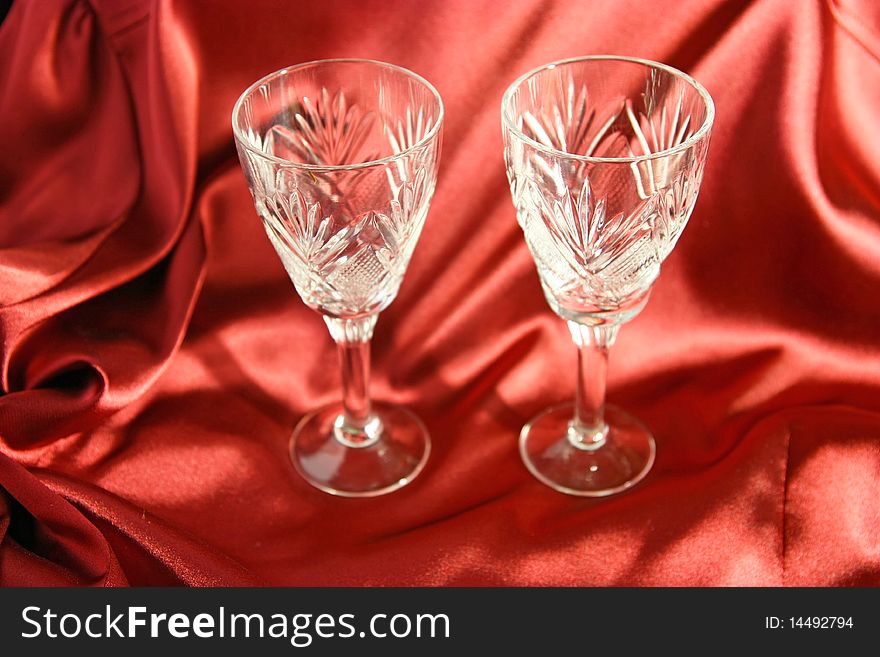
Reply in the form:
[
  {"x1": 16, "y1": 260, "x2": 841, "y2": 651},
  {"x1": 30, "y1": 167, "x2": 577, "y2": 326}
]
[
  {"x1": 232, "y1": 59, "x2": 443, "y2": 497},
  {"x1": 501, "y1": 56, "x2": 714, "y2": 496}
]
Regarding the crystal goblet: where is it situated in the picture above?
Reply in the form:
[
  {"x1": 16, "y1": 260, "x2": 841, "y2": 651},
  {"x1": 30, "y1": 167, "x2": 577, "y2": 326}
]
[
  {"x1": 233, "y1": 59, "x2": 443, "y2": 496},
  {"x1": 502, "y1": 56, "x2": 714, "y2": 496}
]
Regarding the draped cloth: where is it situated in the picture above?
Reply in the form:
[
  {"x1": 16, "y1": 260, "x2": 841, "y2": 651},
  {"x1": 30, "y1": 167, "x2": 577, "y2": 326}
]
[{"x1": 1, "y1": 0, "x2": 878, "y2": 585}]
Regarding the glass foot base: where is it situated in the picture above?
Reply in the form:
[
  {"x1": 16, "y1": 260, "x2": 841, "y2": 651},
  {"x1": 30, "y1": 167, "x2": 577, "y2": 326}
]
[
  {"x1": 519, "y1": 403, "x2": 655, "y2": 497},
  {"x1": 290, "y1": 402, "x2": 430, "y2": 497}
]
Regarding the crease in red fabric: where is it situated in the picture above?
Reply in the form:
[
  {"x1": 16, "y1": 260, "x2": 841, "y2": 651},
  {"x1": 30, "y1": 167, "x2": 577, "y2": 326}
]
[
  {"x1": 1, "y1": 0, "x2": 879, "y2": 586},
  {"x1": 0, "y1": 451, "x2": 126, "y2": 585},
  {"x1": 1, "y1": 0, "x2": 211, "y2": 584}
]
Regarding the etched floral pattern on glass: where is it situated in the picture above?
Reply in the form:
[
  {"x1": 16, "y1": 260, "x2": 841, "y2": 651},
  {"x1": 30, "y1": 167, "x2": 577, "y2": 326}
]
[{"x1": 505, "y1": 62, "x2": 710, "y2": 323}]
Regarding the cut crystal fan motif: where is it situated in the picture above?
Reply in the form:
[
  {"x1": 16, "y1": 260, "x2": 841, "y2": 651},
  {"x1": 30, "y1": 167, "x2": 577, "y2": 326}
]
[
  {"x1": 263, "y1": 89, "x2": 378, "y2": 166},
  {"x1": 259, "y1": 168, "x2": 431, "y2": 316},
  {"x1": 238, "y1": 85, "x2": 438, "y2": 318},
  {"x1": 517, "y1": 69, "x2": 697, "y2": 161},
  {"x1": 242, "y1": 87, "x2": 436, "y2": 166},
  {"x1": 506, "y1": 68, "x2": 709, "y2": 318},
  {"x1": 522, "y1": 177, "x2": 654, "y2": 305}
]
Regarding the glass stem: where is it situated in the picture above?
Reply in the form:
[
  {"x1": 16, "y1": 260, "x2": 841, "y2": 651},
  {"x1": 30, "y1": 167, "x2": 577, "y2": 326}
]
[
  {"x1": 567, "y1": 321, "x2": 619, "y2": 450},
  {"x1": 324, "y1": 315, "x2": 381, "y2": 447},
  {"x1": 339, "y1": 339, "x2": 372, "y2": 427}
]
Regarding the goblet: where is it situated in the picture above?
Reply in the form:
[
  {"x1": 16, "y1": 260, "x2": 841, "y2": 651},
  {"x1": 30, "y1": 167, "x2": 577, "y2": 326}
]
[
  {"x1": 502, "y1": 56, "x2": 714, "y2": 496},
  {"x1": 232, "y1": 59, "x2": 443, "y2": 496}
]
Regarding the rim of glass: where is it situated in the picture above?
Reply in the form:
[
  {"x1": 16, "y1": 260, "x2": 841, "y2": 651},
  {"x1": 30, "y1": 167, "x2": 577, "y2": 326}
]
[
  {"x1": 231, "y1": 58, "x2": 445, "y2": 172},
  {"x1": 501, "y1": 55, "x2": 715, "y2": 164}
]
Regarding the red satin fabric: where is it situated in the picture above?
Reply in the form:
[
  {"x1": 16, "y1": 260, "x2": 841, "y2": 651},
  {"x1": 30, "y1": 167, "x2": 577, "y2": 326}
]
[{"x1": 1, "y1": 0, "x2": 879, "y2": 586}]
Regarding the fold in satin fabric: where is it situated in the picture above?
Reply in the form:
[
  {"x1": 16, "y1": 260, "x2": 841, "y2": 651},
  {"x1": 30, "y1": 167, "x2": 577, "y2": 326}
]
[{"x1": 1, "y1": 0, "x2": 878, "y2": 586}]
